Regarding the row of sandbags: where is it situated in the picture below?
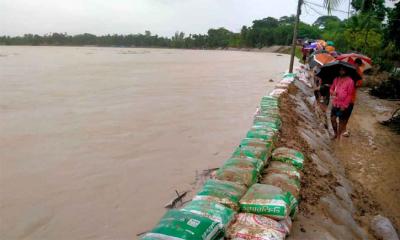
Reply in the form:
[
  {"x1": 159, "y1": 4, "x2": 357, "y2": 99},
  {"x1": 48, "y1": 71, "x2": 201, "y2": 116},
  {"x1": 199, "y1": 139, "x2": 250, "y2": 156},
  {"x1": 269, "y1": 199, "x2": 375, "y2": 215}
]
[{"x1": 140, "y1": 74, "x2": 304, "y2": 240}]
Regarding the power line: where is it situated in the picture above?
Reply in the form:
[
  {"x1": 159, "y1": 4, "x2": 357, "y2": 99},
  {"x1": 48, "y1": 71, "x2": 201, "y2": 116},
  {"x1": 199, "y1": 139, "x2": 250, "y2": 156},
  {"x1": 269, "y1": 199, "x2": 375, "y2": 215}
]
[{"x1": 304, "y1": 0, "x2": 350, "y2": 14}]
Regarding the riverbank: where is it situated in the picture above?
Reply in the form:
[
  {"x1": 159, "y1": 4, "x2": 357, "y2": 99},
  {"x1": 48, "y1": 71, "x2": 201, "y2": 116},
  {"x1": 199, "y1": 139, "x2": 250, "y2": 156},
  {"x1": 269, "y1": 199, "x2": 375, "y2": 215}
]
[{"x1": 281, "y1": 68, "x2": 399, "y2": 239}]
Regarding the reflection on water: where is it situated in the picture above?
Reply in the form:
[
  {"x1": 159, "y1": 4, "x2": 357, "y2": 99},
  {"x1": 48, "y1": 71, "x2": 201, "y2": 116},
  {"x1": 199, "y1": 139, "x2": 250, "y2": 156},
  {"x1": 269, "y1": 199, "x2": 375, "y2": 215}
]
[{"x1": 0, "y1": 46, "x2": 290, "y2": 239}]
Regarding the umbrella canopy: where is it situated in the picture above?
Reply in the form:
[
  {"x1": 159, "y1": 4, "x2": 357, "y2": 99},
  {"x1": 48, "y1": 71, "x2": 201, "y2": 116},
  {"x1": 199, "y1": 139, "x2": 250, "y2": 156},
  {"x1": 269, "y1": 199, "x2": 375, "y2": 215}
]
[
  {"x1": 314, "y1": 53, "x2": 336, "y2": 66},
  {"x1": 317, "y1": 40, "x2": 327, "y2": 47},
  {"x1": 336, "y1": 53, "x2": 372, "y2": 71},
  {"x1": 316, "y1": 61, "x2": 362, "y2": 85}
]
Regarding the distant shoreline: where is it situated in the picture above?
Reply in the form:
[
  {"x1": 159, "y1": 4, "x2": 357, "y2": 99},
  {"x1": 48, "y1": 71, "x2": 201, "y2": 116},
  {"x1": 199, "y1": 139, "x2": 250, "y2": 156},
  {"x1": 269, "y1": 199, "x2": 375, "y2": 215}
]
[{"x1": 0, "y1": 44, "x2": 292, "y2": 54}]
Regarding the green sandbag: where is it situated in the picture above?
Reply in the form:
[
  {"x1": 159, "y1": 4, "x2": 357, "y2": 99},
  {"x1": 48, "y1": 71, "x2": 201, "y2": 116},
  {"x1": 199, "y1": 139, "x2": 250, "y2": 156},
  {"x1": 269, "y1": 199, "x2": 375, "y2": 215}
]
[
  {"x1": 250, "y1": 124, "x2": 279, "y2": 134},
  {"x1": 232, "y1": 145, "x2": 269, "y2": 161},
  {"x1": 223, "y1": 157, "x2": 264, "y2": 173},
  {"x1": 264, "y1": 161, "x2": 301, "y2": 181},
  {"x1": 239, "y1": 184, "x2": 297, "y2": 220},
  {"x1": 253, "y1": 121, "x2": 280, "y2": 132},
  {"x1": 253, "y1": 115, "x2": 282, "y2": 128},
  {"x1": 193, "y1": 179, "x2": 247, "y2": 211},
  {"x1": 261, "y1": 96, "x2": 279, "y2": 106},
  {"x1": 246, "y1": 129, "x2": 277, "y2": 142},
  {"x1": 141, "y1": 210, "x2": 222, "y2": 240},
  {"x1": 215, "y1": 165, "x2": 259, "y2": 187},
  {"x1": 272, "y1": 147, "x2": 304, "y2": 170},
  {"x1": 240, "y1": 138, "x2": 273, "y2": 155},
  {"x1": 181, "y1": 200, "x2": 235, "y2": 230}
]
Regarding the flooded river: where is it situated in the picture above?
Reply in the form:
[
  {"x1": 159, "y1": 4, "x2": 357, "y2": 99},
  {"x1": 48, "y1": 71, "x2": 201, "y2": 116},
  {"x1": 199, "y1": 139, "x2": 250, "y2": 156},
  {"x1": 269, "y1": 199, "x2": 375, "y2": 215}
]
[{"x1": 0, "y1": 46, "x2": 290, "y2": 239}]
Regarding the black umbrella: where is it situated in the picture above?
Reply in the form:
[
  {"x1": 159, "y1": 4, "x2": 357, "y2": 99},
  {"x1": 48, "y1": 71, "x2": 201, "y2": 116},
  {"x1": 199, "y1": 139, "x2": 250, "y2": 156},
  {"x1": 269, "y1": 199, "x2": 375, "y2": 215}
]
[{"x1": 316, "y1": 60, "x2": 361, "y2": 85}]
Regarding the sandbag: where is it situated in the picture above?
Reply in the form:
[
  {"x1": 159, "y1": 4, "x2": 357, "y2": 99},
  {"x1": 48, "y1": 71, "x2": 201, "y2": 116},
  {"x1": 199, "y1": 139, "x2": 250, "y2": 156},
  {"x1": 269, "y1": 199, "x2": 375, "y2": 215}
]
[
  {"x1": 193, "y1": 179, "x2": 247, "y2": 211},
  {"x1": 181, "y1": 200, "x2": 235, "y2": 230},
  {"x1": 253, "y1": 121, "x2": 280, "y2": 131},
  {"x1": 246, "y1": 129, "x2": 277, "y2": 142},
  {"x1": 226, "y1": 213, "x2": 287, "y2": 240},
  {"x1": 280, "y1": 217, "x2": 293, "y2": 236},
  {"x1": 141, "y1": 210, "x2": 222, "y2": 240},
  {"x1": 215, "y1": 165, "x2": 258, "y2": 187},
  {"x1": 223, "y1": 157, "x2": 264, "y2": 173},
  {"x1": 232, "y1": 145, "x2": 269, "y2": 161},
  {"x1": 272, "y1": 147, "x2": 304, "y2": 170},
  {"x1": 264, "y1": 161, "x2": 301, "y2": 181},
  {"x1": 253, "y1": 114, "x2": 282, "y2": 128},
  {"x1": 269, "y1": 88, "x2": 287, "y2": 97},
  {"x1": 239, "y1": 184, "x2": 297, "y2": 220},
  {"x1": 261, "y1": 173, "x2": 301, "y2": 199},
  {"x1": 240, "y1": 138, "x2": 272, "y2": 150}
]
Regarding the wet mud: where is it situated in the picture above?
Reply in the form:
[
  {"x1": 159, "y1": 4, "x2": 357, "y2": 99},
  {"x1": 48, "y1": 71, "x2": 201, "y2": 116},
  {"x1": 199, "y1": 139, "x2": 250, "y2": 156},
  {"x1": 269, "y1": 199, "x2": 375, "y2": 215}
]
[{"x1": 279, "y1": 76, "x2": 383, "y2": 239}]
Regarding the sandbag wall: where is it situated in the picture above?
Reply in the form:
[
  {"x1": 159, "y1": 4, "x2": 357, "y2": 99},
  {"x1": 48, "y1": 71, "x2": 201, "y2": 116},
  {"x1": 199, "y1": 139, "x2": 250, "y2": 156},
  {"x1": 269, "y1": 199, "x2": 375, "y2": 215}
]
[{"x1": 140, "y1": 72, "x2": 305, "y2": 240}]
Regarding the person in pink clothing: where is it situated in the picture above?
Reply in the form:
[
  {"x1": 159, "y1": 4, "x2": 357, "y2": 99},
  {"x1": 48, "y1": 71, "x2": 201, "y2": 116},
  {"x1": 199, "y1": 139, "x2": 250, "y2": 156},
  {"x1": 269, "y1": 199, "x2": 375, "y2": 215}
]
[{"x1": 330, "y1": 67, "x2": 355, "y2": 140}]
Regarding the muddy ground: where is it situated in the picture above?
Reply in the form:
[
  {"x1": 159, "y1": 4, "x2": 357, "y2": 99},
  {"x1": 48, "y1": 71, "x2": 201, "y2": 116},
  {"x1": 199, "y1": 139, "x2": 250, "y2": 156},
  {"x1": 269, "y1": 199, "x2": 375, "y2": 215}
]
[
  {"x1": 333, "y1": 89, "x2": 400, "y2": 230},
  {"x1": 278, "y1": 75, "x2": 399, "y2": 239}
]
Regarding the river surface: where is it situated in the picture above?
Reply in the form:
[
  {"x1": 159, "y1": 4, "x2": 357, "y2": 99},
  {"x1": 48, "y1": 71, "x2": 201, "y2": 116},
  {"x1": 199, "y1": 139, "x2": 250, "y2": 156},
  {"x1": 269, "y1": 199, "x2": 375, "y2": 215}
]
[{"x1": 0, "y1": 46, "x2": 290, "y2": 240}]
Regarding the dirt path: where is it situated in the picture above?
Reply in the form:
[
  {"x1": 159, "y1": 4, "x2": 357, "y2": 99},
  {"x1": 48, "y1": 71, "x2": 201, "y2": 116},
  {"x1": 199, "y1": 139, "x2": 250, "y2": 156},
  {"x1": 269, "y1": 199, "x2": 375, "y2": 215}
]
[{"x1": 333, "y1": 89, "x2": 400, "y2": 230}]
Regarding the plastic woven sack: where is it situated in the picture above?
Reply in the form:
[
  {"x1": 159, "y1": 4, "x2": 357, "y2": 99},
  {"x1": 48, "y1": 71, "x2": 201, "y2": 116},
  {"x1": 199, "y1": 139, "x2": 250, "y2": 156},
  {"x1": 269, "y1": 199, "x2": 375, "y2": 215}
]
[
  {"x1": 193, "y1": 179, "x2": 247, "y2": 211},
  {"x1": 226, "y1": 213, "x2": 287, "y2": 240},
  {"x1": 246, "y1": 129, "x2": 276, "y2": 142},
  {"x1": 141, "y1": 210, "x2": 222, "y2": 240},
  {"x1": 215, "y1": 165, "x2": 259, "y2": 187},
  {"x1": 253, "y1": 121, "x2": 280, "y2": 131},
  {"x1": 261, "y1": 173, "x2": 301, "y2": 198},
  {"x1": 269, "y1": 89, "x2": 287, "y2": 98},
  {"x1": 239, "y1": 184, "x2": 296, "y2": 220},
  {"x1": 223, "y1": 157, "x2": 264, "y2": 173},
  {"x1": 240, "y1": 138, "x2": 274, "y2": 159},
  {"x1": 232, "y1": 145, "x2": 269, "y2": 161},
  {"x1": 272, "y1": 147, "x2": 304, "y2": 170},
  {"x1": 257, "y1": 111, "x2": 281, "y2": 120},
  {"x1": 254, "y1": 114, "x2": 281, "y2": 123},
  {"x1": 181, "y1": 200, "x2": 235, "y2": 230},
  {"x1": 280, "y1": 217, "x2": 293, "y2": 236},
  {"x1": 264, "y1": 161, "x2": 301, "y2": 181}
]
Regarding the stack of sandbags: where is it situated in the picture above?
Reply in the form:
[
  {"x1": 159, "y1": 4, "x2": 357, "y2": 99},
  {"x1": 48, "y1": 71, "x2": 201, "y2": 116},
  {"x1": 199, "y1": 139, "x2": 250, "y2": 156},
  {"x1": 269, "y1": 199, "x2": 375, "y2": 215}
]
[{"x1": 142, "y1": 74, "x2": 304, "y2": 240}]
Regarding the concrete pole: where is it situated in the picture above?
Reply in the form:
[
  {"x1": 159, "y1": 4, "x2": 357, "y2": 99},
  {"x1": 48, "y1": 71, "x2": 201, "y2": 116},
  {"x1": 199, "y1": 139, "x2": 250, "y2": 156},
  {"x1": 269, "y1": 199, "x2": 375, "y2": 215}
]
[{"x1": 289, "y1": 0, "x2": 303, "y2": 73}]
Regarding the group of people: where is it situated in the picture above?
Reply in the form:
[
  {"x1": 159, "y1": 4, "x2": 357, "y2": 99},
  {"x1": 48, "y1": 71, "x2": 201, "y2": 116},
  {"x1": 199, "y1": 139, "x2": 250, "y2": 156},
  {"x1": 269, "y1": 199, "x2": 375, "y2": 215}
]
[{"x1": 302, "y1": 40, "x2": 365, "y2": 140}]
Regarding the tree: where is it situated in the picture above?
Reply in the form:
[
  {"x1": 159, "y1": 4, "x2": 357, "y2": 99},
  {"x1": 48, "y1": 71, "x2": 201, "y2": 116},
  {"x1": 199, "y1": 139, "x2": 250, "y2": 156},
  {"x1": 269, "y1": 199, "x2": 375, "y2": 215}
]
[
  {"x1": 207, "y1": 28, "x2": 233, "y2": 48},
  {"x1": 351, "y1": 0, "x2": 386, "y2": 20},
  {"x1": 387, "y1": 1, "x2": 400, "y2": 48},
  {"x1": 313, "y1": 15, "x2": 341, "y2": 29}
]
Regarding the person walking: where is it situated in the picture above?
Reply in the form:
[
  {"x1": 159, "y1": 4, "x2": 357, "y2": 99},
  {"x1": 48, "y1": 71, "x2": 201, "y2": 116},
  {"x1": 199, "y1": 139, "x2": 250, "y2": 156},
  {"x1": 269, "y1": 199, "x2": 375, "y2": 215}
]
[
  {"x1": 330, "y1": 67, "x2": 355, "y2": 140},
  {"x1": 342, "y1": 58, "x2": 364, "y2": 137}
]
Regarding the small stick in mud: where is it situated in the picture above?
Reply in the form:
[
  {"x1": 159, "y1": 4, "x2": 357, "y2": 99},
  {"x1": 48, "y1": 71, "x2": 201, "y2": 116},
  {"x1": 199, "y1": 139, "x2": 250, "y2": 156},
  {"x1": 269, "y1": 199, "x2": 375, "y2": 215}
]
[
  {"x1": 164, "y1": 190, "x2": 189, "y2": 209},
  {"x1": 136, "y1": 230, "x2": 149, "y2": 237}
]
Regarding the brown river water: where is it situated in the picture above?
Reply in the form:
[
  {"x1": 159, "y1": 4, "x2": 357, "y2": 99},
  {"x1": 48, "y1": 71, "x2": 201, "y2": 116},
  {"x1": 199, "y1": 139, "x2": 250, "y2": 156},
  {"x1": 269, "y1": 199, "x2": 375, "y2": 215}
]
[{"x1": 0, "y1": 46, "x2": 290, "y2": 240}]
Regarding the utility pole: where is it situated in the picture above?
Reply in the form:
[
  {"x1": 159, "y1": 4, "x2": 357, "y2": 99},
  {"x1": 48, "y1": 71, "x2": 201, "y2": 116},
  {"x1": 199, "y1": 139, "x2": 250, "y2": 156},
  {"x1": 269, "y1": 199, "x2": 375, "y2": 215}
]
[
  {"x1": 289, "y1": 0, "x2": 303, "y2": 73},
  {"x1": 348, "y1": 0, "x2": 351, "y2": 18}
]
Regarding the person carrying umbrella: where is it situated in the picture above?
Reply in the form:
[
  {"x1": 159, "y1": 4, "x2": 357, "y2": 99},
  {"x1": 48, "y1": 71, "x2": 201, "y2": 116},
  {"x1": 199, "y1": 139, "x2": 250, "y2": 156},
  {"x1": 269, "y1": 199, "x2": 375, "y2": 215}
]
[
  {"x1": 342, "y1": 58, "x2": 364, "y2": 137},
  {"x1": 330, "y1": 67, "x2": 355, "y2": 140},
  {"x1": 316, "y1": 61, "x2": 362, "y2": 139}
]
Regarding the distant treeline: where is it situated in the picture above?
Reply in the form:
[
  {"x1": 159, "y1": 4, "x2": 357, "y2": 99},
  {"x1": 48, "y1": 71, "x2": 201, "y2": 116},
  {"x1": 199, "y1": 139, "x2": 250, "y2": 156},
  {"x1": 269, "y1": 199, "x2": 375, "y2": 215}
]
[
  {"x1": 1, "y1": 0, "x2": 400, "y2": 71},
  {"x1": 0, "y1": 15, "x2": 320, "y2": 49}
]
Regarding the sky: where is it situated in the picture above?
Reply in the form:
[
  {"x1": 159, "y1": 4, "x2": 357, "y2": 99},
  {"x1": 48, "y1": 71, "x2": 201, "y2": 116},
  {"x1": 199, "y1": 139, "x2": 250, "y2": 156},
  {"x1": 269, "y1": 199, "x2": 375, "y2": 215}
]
[{"x1": 0, "y1": 0, "x2": 396, "y2": 37}]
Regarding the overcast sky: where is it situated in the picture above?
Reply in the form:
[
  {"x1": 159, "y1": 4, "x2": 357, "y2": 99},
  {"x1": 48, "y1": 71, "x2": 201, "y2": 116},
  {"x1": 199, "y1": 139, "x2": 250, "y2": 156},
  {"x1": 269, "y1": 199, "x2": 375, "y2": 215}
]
[{"x1": 0, "y1": 0, "x2": 395, "y2": 37}]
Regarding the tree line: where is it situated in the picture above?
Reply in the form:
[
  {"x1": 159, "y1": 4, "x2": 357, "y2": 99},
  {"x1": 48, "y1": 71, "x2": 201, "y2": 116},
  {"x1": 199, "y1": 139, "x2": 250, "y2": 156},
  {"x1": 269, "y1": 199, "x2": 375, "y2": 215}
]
[
  {"x1": 1, "y1": 1, "x2": 399, "y2": 69},
  {"x1": 0, "y1": 15, "x2": 313, "y2": 49}
]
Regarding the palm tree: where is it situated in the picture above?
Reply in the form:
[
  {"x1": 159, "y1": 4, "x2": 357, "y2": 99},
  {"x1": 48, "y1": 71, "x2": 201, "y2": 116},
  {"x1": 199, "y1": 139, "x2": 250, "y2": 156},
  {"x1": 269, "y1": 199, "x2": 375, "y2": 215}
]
[{"x1": 289, "y1": 0, "x2": 344, "y2": 72}]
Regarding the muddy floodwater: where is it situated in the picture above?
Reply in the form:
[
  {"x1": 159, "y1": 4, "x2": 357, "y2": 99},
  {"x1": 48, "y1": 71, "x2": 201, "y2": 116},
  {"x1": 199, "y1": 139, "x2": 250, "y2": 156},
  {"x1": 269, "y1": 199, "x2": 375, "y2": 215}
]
[{"x1": 0, "y1": 46, "x2": 290, "y2": 240}]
